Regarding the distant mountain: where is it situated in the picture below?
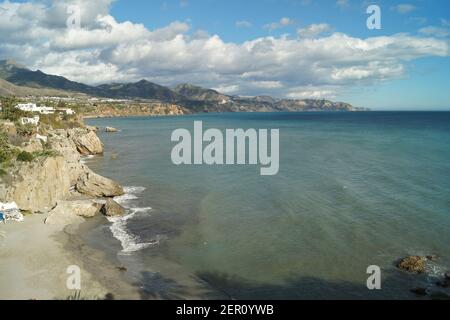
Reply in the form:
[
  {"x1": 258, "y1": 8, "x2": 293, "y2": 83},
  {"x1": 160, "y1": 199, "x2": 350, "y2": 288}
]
[
  {"x1": 97, "y1": 80, "x2": 183, "y2": 102},
  {"x1": 0, "y1": 78, "x2": 77, "y2": 97},
  {"x1": 174, "y1": 83, "x2": 228, "y2": 102},
  {"x1": 0, "y1": 60, "x2": 96, "y2": 95},
  {"x1": 0, "y1": 59, "x2": 364, "y2": 112}
]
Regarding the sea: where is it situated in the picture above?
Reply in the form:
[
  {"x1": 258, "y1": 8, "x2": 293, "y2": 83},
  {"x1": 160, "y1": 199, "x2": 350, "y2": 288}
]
[{"x1": 85, "y1": 111, "x2": 450, "y2": 299}]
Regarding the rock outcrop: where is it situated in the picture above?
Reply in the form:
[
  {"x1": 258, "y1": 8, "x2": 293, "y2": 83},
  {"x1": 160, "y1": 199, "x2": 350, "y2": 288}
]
[
  {"x1": 45, "y1": 200, "x2": 103, "y2": 225},
  {"x1": 397, "y1": 256, "x2": 427, "y2": 273},
  {"x1": 76, "y1": 169, "x2": 124, "y2": 198},
  {"x1": 0, "y1": 127, "x2": 124, "y2": 214},
  {"x1": 101, "y1": 198, "x2": 126, "y2": 217},
  {"x1": 2, "y1": 156, "x2": 73, "y2": 212},
  {"x1": 68, "y1": 129, "x2": 104, "y2": 155}
]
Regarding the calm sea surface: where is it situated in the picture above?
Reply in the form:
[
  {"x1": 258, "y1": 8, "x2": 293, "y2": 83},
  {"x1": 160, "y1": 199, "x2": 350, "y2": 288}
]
[{"x1": 86, "y1": 112, "x2": 450, "y2": 299}]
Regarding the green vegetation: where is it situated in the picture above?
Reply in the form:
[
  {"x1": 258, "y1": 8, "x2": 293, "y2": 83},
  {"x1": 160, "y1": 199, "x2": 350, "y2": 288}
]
[
  {"x1": 16, "y1": 123, "x2": 36, "y2": 136},
  {"x1": 0, "y1": 130, "x2": 14, "y2": 163},
  {"x1": 0, "y1": 97, "x2": 32, "y2": 121},
  {"x1": 16, "y1": 151, "x2": 33, "y2": 162},
  {"x1": 33, "y1": 149, "x2": 60, "y2": 158},
  {"x1": 40, "y1": 113, "x2": 82, "y2": 129},
  {"x1": 17, "y1": 149, "x2": 60, "y2": 163}
]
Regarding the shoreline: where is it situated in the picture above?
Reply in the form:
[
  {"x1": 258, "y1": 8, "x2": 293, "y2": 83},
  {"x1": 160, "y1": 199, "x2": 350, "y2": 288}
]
[
  {"x1": 0, "y1": 120, "x2": 142, "y2": 300},
  {"x1": 0, "y1": 213, "x2": 132, "y2": 300}
]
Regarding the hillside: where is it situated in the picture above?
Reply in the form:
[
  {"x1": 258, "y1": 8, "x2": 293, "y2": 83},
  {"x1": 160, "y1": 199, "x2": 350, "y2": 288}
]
[
  {"x1": 0, "y1": 78, "x2": 77, "y2": 97},
  {"x1": 0, "y1": 59, "x2": 364, "y2": 112}
]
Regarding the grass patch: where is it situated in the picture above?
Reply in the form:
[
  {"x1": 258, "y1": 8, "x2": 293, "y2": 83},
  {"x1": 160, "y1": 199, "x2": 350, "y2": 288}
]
[{"x1": 17, "y1": 151, "x2": 33, "y2": 162}]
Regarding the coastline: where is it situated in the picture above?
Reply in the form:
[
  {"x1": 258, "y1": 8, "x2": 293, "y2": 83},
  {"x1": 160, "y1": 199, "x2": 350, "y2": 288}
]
[
  {"x1": 0, "y1": 212, "x2": 136, "y2": 300},
  {"x1": 0, "y1": 119, "x2": 141, "y2": 300}
]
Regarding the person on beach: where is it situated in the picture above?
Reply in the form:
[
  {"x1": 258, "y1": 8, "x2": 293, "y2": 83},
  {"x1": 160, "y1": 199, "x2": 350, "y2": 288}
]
[{"x1": 0, "y1": 212, "x2": 6, "y2": 224}]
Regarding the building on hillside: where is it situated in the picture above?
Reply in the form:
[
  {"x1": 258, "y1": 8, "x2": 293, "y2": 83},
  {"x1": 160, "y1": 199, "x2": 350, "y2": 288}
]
[
  {"x1": 20, "y1": 115, "x2": 40, "y2": 126},
  {"x1": 15, "y1": 103, "x2": 55, "y2": 114},
  {"x1": 57, "y1": 108, "x2": 76, "y2": 115}
]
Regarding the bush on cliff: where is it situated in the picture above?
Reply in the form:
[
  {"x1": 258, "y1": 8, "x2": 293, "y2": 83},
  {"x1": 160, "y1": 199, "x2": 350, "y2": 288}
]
[
  {"x1": 0, "y1": 130, "x2": 14, "y2": 163},
  {"x1": 33, "y1": 149, "x2": 60, "y2": 158},
  {"x1": 16, "y1": 123, "x2": 36, "y2": 136},
  {"x1": 17, "y1": 151, "x2": 34, "y2": 162},
  {"x1": 0, "y1": 98, "x2": 31, "y2": 121}
]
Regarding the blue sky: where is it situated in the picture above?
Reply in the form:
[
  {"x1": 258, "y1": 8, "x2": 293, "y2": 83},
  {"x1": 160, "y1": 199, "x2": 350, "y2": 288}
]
[{"x1": 1, "y1": 0, "x2": 450, "y2": 110}]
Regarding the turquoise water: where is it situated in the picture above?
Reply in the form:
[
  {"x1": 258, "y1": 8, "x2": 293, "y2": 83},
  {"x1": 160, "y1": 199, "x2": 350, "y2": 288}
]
[{"x1": 86, "y1": 112, "x2": 450, "y2": 299}]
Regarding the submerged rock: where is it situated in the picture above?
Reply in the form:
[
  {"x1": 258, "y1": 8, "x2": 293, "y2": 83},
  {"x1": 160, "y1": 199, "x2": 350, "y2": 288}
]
[
  {"x1": 101, "y1": 198, "x2": 126, "y2": 217},
  {"x1": 410, "y1": 287, "x2": 428, "y2": 296},
  {"x1": 397, "y1": 256, "x2": 427, "y2": 273}
]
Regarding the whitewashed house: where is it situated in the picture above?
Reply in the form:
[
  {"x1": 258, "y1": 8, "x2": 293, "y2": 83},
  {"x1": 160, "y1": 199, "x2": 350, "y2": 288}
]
[
  {"x1": 20, "y1": 115, "x2": 40, "y2": 126},
  {"x1": 58, "y1": 108, "x2": 76, "y2": 115},
  {"x1": 15, "y1": 103, "x2": 55, "y2": 114}
]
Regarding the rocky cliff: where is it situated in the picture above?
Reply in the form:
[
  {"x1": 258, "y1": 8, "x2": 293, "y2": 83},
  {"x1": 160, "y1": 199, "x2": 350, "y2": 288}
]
[{"x1": 0, "y1": 126, "x2": 124, "y2": 214}]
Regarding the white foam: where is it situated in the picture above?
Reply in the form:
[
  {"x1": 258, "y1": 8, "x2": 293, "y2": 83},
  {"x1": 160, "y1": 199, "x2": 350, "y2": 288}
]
[
  {"x1": 109, "y1": 186, "x2": 157, "y2": 253},
  {"x1": 80, "y1": 155, "x2": 95, "y2": 164}
]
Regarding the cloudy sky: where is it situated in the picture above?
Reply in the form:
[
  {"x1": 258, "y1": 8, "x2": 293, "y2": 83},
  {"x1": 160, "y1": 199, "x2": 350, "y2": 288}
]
[{"x1": 1, "y1": 0, "x2": 450, "y2": 109}]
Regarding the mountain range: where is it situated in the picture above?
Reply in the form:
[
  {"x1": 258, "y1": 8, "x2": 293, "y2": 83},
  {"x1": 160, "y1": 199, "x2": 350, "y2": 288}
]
[{"x1": 0, "y1": 60, "x2": 363, "y2": 112}]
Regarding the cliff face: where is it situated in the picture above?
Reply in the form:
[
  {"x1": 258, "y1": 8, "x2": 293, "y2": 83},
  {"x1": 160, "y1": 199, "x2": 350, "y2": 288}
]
[
  {"x1": 83, "y1": 103, "x2": 185, "y2": 118},
  {"x1": 0, "y1": 127, "x2": 123, "y2": 213}
]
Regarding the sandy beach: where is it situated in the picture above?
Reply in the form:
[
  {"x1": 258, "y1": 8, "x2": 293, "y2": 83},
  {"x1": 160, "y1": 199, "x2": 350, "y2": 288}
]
[{"x1": 0, "y1": 213, "x2": 140, "y2": 300}]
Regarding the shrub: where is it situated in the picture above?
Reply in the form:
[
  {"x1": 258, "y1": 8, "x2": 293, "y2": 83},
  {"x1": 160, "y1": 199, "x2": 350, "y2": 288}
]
[
  {"x1": 17, "y1": 151, "x2": 34, "y2": 162},
  {"x1": 0, "y1": 130, "x2": 14, "y2": 163},
  {"x1": 32, "y1": 149, "x2": 60, "y2": 158},
  {"x1": 16, "y1": 123, "x2": 36, "y2": 136}
]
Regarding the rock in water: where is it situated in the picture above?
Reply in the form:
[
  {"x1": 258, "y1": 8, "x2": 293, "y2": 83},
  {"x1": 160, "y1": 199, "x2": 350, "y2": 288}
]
[
  {"x1": 397, "y1": 256, "x2": 427, "y2": 273},
  {"x1": 76, "y1": 169, "x2": 124, "y2": 198},
  {"x1": 101, "y1": 198, "x2": 126, "y2": 217},
  {"x1": 410, "y1": 287, "x2": 428, "y2": 296},
  {"x1": 45, "y1": 200, "x2": 103, "y2": 225},
  {"x1": 105, "y1": 127, "x2": 119, "y2": 133}
]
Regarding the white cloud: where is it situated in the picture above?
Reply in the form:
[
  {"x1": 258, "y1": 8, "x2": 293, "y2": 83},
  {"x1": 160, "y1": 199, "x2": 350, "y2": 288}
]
[
  {"x1": 419, "y1": 26, "x2": 450, "y2": 38},
  {"x1": 0, "y1": 0, "x2": 448, "y2": 99},
  {"x1": 287, "y1": 86, "x2": 338, "y2": 99},
  {"x1": 391, "y1": 4, "x2": 416, "y2": 14},
  {"x1": 336, "y1": 0, "x2": 349, "y2": 8},
  {"x1": 263, "y1": 17, "x2": 295, "y2": 31},
  {"x1": 298, "y1": 23, "x2": 332, "y2": 38},
  {"x1": 236, "y1": 20, "x2": 252, "y2": 28}
]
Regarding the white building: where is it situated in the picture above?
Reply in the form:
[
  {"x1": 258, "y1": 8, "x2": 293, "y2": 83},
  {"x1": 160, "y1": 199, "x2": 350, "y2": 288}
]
[
  {"x1": 58, "y1": 108, "x2": 76, "y2": 115},
  {"x1": 15, "y1": 103, "x2": 55, "y2": 115},
  {"x1": 20, "y1": 115, "x2": 40, "y2": 126}
]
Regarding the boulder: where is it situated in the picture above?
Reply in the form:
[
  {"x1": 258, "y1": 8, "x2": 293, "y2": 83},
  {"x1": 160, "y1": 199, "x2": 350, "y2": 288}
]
[
  {"x1": 45, "y1": 200, "x2": 103, "y2": 225},
  {"x1": 101, "y1": 198, "x2": 126, "y2": 217},
  {"x1": 105, "y1": 127, "x2": 119, "y2": 133},
  {"x1": 76, "y1": 169, "x2": 124, "y2": 198},
  {"x1": 69, "y1": 129, "x2": 103, "y2": 155},
  {"x1": 397, "y1": 256, "x2": 427, "y2": 273},
  {"x1": 410, "y1": 287, "x2": 428, "y2": 296}
]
